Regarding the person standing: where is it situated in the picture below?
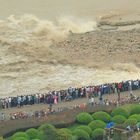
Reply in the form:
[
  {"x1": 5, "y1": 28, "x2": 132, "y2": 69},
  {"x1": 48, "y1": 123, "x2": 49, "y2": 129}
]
[
  {"x1": 75, "y1": 89, "x2": 79, "y2": 99},
  {"x1": 58, "y1": 92, "x2": 61, "y2": 103},
  {"x1": 0, "y1": 99, "x2": 2, "y2": 109},
  {"x1": 98, "y1": 91, "x2": 103, "y2": 106},
  {"x1": 17, "y1": 96, "x2": 21, "y2": 108},
  {"x1": 54, "y1": 92, "x2": 58, "y2": 105},
  {"x1": 91, "y1": 96, "x2": 94, "y2": 106},
  {"x1": 88, "y1": 97, "x2": 91, "y2": 107},
  {"x1": 1, "y1": 113, "x2": 6, "y2": 121},
  {"x1": 128, "y1": 80, "x2": 133, "y2": 96}
]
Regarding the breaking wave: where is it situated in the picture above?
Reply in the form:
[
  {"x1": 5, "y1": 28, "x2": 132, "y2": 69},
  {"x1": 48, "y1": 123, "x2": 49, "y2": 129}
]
[
  {"x1": 0, "y1": 14, "x2": 97, "y2": 46},
  {"x1": 0, "y1": 14, "x2": 140, "y2": 97}
]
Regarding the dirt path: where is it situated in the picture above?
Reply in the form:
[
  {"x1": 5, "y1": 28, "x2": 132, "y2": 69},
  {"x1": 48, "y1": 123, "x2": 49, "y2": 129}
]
[
  {"x1": 1, "y1": 90, "x2": 140, "y2": 119},
  {"x1": 0, "y1": 90, "x2": 140, "y2": 136}
]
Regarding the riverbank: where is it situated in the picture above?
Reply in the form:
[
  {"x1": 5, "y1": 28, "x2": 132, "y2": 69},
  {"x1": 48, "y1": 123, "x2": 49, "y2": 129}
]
[{"x1": 0, "y1": 90, "x2": 140, "y2": 136}]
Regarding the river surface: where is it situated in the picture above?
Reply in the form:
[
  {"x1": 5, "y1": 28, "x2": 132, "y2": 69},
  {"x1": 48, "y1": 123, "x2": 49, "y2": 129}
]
[
  {"x1": 0, "y1": 0, "x2": 140, "y2": 20},
  {"x1": 0, "y1": 0, "x2": 140, "y2": 97}
]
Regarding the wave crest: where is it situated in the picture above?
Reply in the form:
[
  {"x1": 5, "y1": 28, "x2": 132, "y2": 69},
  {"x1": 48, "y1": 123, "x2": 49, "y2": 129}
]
[{"x1": 0, "y1": 14, "x2": 97, "y2": 45}]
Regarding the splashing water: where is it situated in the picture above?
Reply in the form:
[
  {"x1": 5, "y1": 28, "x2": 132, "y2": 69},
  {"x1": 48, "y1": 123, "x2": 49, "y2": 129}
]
[{"x1": 0, "y1": 14, "x2": 97, "y2": 46}]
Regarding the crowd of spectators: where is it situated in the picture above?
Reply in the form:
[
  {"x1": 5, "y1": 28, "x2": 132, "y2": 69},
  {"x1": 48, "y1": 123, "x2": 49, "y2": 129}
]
[
  {"x1": 0, "y1": 95, "x2": 139, "y2": 122},
  {"x1": 0, "y1": 79, "x2": 140, "y2": 109}
]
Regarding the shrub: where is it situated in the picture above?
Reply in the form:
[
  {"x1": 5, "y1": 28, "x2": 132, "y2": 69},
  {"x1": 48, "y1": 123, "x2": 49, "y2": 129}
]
[
  {"x1": 125, "y1": 118, "x2": 137, "y2": 126},
  {"x1": 111, "y1": 108, "x2": 129, "y2": 118},
  {"x1": 57, "y1": 129, "x2": 73, "y2": 140},
  {"x1": 92, "y1": 111, "x2": 111, "y2": 123},
  {"x1": 38, "y1": 123, "x2": 55, "y2": 131},
  {"x1": 26, "y1": 128, "x2": 39, "y2": 139},
  {"x1": 12, "y1": 132, "x2": 29, "y2": 140},
  {"x1": 13, "y1": 137, "x2": 28, "y2": 140},
  {"x1": 43, "y1": 127, "x2": 57, "y2": 140},
  {"x1": 76, "y1": 112, "x2": 93, "y2": 125},
  {"x1": 88, "y1": 120, "x2": 106, "y2": 131},
  {"x1": 73, "y1": 129, "x2": 90, "y2": 140},
  {"x1": 129, "y1": 114, "x2": 140, "y2": 122},
  {"x1": 36, "y1": 131, "x2": 46, "y2": 140},
  {"x1": 130, "y1": 105, "x2": 140, "y2": 115},
  {"x1": 76, "y1": 125, "x2": 92, "y2": 136},
  {"x1": 59, "y1": 128, "x2": 72, "y2": 135},
  {"x1": 68, "y1": 136, "x2": 78, "y2": 140},
  {"x1": 91, "y1": 128, "x2": 105, "y2": 140},
  {"x1": 111, "y1": 115, "x2": 126, "y2": 124}
]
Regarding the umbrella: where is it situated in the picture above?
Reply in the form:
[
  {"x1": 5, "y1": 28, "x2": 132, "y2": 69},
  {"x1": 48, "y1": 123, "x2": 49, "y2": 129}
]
[{"x1": 106, "y1": 122, "x2": 115, "y2": 129}]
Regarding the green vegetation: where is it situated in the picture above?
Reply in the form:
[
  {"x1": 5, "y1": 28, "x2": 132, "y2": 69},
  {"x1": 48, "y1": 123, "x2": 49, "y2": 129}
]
[
  {"x1": 67, "y1": 123, "x2": 82, "y2": 131},
  {"x1": 6, "y1": 104, "x2": 140, "y2": 140},
  {"x1": 13, "y1": 137, "x2": 28, "y2": 140},
  {"x1": 36, "y1": 131, "x2": 45, "y2": 140},
  {"x1": 124, "y1": 118, "x2": 137, "y2": 126},
  {"x1": 11, "y1": 132, "x2": 30, "y2": 140},
  {"x1": 111, "y1": 107, "x2": 129, "y2": 118},
  {"x1": 114, "y1": 104, "x2": 140, "y2": 116},
  {"x1": 73, "y1": 129, "x2": 90, "y2": 140},
  {"x1": 76, "y1": 112, "x2": 93, "y2": 124},
  {"x1": 92, "y1": 111, "x2": 111, "y2": 123},
  {"x1": 25, "y1": 128, "x2": 39, "y2": 139},
  {"x1": 76, "y1": 125, "x2": 92, "y2": 136},
  {"x1": 38, "y1": 124, "x2": 55, "y2": 131},
  {"x1": 59, "y1": 128, "x2": 72, "y2": 135},
  {"x1": 129, "y1": 114, "x2": 140, "y2": 122},
  {"x1": 111, "y1": 115, "x2": 127, "y2": 124},
  {"x1": 91, "y1": 128, "x2": 105, "y2": 140},
  {"x1": 130, "y1": 105, "x2": 140, "y2": 115},
  {"x1": 88, "y1": 120, "x2": 106, "y2": 131}
]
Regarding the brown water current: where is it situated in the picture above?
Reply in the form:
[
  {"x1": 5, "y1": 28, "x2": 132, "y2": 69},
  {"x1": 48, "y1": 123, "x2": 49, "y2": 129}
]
[{"x1": 0, "y1": 0, "x2": 140, "y2": 96}]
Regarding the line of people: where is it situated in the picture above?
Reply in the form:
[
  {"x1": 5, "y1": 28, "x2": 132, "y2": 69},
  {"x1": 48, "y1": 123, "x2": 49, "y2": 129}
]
[
  {"x1": 1, "y1": 95, "x2": 140, "y2": 122},
  {"x1": 0, "y1": 79, "x2": 139, "y2": 109}
]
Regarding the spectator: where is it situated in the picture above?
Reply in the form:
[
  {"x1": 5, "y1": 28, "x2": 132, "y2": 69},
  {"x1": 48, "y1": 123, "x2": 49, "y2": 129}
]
[{"x1": 0, "y1": 79, "x2": 140, "y2": 109}]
